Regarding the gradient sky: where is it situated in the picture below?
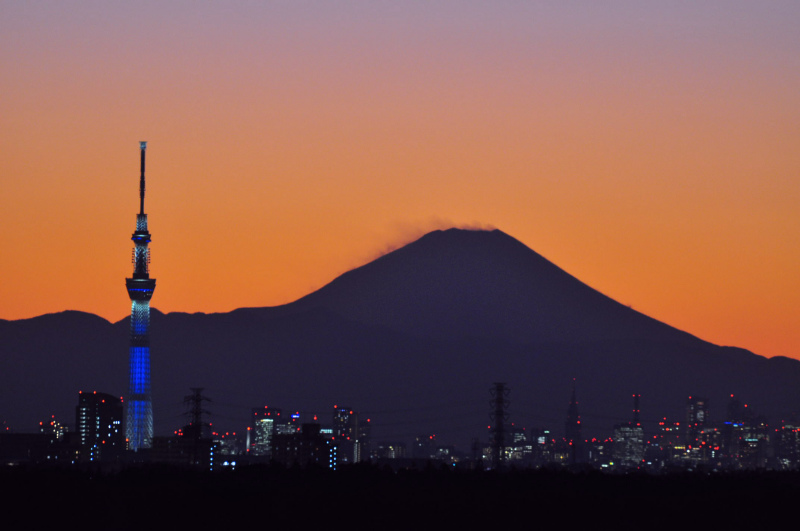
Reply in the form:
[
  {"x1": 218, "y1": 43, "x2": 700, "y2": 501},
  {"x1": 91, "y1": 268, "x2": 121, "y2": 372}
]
[{"x1": 2, "y1": 1, "x2": 798, "y2": 360}]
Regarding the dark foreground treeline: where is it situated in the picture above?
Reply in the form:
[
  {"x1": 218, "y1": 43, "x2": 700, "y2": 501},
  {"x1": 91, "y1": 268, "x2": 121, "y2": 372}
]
[{"x1": 3, "y1": 464, "x2": 798, "y2": 528}]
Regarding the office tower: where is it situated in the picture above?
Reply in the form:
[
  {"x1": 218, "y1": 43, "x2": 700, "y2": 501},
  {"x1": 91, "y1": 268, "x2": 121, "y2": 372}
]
[
  {"x1": 722, "y1": 394, "x2": 744, "y2": 460},
  {"x1": 565, "y1": 382, "x2": 581, "y2": 444},
  {"x1": 332, "y1": 405, "x2": 368, "y2": 464},
  {"x1": 685, "y1": 396, "x2": 709, "y2": 447},
  {"x1": 612, "y1": 394, "x2": 644, "y2": 468},
  {"x1": 76, "y1": 391, "x2": 124, "y2": 461},
  {"x1": 249, "y1": 406, "x2": 283, "y2": 457},
  {"x1": 564, "y1": 380, "x2": 582, "y2": 464},
  {"x1": 126, "y1": 141, "x2": 156, "y2": 451}
]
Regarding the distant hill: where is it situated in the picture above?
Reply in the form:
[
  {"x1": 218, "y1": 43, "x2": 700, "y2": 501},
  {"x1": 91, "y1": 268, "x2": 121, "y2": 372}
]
[{"x1": 2, "y1": 228, "x2": 799, "y2": 449}]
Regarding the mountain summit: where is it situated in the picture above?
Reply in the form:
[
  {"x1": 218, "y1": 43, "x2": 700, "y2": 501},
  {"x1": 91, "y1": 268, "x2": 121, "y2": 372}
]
[
  {"x1": 292, "y1": 228, "x2": 700, "y2": 345},
  {"x1": 2, "y1": 228, "x2": 798, "y2": 448}
]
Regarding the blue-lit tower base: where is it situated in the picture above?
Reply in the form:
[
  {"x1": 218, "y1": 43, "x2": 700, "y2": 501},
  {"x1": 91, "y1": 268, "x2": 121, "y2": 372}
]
[{"x1": 126, "y1": 141, "x2": 156, "y2": 451}]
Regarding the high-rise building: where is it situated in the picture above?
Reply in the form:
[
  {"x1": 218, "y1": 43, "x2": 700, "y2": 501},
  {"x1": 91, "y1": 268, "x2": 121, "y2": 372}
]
[
  {"x1": 76, "y1": 391, "x2": 124, "y2": 461},
  {"x1": 564, "y1": 380, "x2": 582, "y2": 463},
  {"x1": 685, "y1": 396, "x2": 709, "y2": 447},
  {"x1": 529, "y1": 428, "x2": 555, "y2": 465},
  {"x1": 565, "y1": 382, "x2": 581, "y2": 444},
  {"x1": 280, "y1": 411, "x2": 302, "y2": 435},
  {"x1": 612, "y1": 394, "x2": 644, "y2": 468},
  {"x1": 774, "y1": 420, "x2": 800, "y2": 469},
  {"x1": 721, "y1": 394, "x2": 745, "y2": 461},
  {"x1": 249, "y1": 406, "x2": 283, "y2": 457},
  {"x1": 126, "y1": 141, "x2": 156, "y2": 451},
  {"x1": 505, "y1": 424, "x2": 527, "y2": 462},
  {"x1": 332, "y1": 405, "x2": 368, "y2": 464},
  {"x1": 653, "y1": 417, "x2": 684, "y2": 465}
]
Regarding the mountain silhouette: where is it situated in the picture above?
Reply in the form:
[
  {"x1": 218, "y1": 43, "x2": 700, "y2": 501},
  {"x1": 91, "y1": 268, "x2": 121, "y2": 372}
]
[
  {"x1": 290, "y1": 228, "x2": 704, "y2": 344},
  {"x1": 2, "y1": 228, "x2": 799, "y2": 450}
]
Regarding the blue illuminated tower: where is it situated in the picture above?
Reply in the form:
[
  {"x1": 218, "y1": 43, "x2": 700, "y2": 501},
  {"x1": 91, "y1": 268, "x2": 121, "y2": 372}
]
[{"x1": 126, "y1": 141, "x2": 156, "y2": 451}]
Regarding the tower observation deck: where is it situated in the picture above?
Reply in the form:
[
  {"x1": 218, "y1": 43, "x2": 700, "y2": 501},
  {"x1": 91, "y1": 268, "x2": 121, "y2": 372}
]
[{"x1": 126, "y1": 141, "x2": 156, "y2": 451}]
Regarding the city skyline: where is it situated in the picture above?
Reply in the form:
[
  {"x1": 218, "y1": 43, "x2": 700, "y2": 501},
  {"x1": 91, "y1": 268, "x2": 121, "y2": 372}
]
[
  {"x1": 7, "y1": 379, "x2": 799, "y2": 473},
  {"x1": 2, "y1": 2, "x2": 798, "y2": 360}
]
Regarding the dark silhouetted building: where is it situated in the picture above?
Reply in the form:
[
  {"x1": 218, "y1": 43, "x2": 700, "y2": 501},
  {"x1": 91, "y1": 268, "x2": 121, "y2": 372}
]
[
  {"x1": 0, "y1": 433, "x2": 52, "y2": 466},
  {"x1": 372, "y1": 442, "x2": 407, "y2": 460},
  {"x1": 272, "y1": 423, "x2": 337, "y2": 469},
  {"x1": 332, "y1": 405, "x2": 368, "y2": 464},
  {"x1": 775, "y1": 420, "x2": 800, "y2": 470},
  {"x1": 76, "y1": 391, "x2": 124, "y2": 462},
  {"x1": 564, "y1": 381, "x2": 582, "y2": 463},
  {"x1": 151, "y1": 434, "x2": 217, "y2": 470},
  {"x1": 39, "y1": 415, "x2": 68, "y2": 442},
  {"x1": 413, "y1": 434, "x2": 438, "y2": 460},
  {"x1": 685, "y1": 396, "x2": 709, "y2": 447}
]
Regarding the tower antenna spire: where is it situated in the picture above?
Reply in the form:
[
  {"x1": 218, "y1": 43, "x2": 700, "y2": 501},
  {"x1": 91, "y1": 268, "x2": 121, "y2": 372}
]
[{"x1": 139, "y1": 141, "x2": 147, "y2": 215}]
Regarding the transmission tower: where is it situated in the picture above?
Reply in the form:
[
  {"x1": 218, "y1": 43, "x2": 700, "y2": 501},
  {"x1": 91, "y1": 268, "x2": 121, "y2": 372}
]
[
  {"x1": 183, "y1": 388, "x2": 211, "y2": 465},
  {"x1": 489, "y1": 382, "x2": 510, "y2": 470}
]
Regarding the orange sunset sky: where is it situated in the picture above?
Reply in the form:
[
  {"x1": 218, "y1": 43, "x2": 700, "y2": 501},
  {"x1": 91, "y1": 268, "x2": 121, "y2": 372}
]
[{"x1": 2, "y1": 2, "x2": 798, "y2": 360}]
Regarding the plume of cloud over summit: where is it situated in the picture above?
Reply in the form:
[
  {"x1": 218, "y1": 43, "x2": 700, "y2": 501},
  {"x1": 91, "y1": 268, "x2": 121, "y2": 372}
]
[{"x1": 368, "y1": 217, "x2": 498, "y2": 261}]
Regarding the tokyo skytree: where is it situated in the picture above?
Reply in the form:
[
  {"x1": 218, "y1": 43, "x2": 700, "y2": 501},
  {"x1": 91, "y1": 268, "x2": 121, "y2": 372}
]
[{"x1": 125, "y1": 141, "x2": 156, "y2": 451}]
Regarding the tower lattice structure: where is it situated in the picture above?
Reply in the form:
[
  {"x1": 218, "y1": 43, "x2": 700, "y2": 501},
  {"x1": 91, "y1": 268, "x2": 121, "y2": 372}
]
[
  {"x1": 490, "y1": 382, "x2": 509, "y2": 470},
  {"x1": 126, "y1": 141, "x2": 156, "y2": 451}
]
